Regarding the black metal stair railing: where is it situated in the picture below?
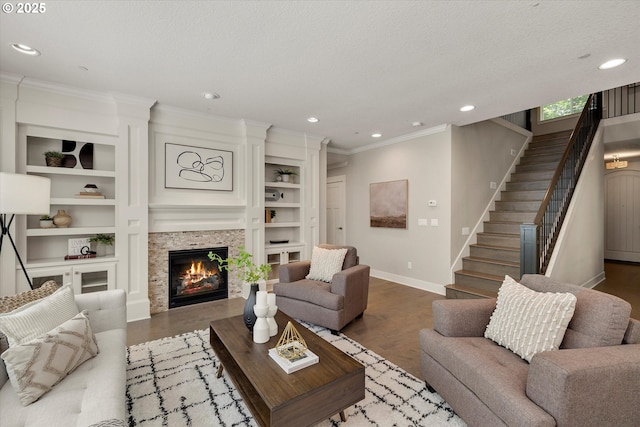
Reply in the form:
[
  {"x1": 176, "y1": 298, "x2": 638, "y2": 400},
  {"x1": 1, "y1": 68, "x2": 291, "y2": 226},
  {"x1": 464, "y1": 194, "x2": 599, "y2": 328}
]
[{"x1": 520, "y1": 93, "x2": 602, "y2": 275}]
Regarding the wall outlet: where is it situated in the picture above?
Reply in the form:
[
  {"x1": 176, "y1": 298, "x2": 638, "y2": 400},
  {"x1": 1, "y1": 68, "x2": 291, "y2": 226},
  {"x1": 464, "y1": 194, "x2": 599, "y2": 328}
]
[
  {"x1": 430, "y1": 218, "x2": 438, "y2": 226},
  {"x1": 490, "y1": 181, "x2": 497, "y2": 190},
  {"x1": 462, "y1": 227, "x2": 470, "y2": 236},
  {"x1": 511, "y1": 148, "x2": 517, "y2": 156},
  {"x1": 407, "y1": 261, "x2": 412, "y2": 269},
  {"x1": 418, "y1": 218, "x2": 428, "y2": 226}
]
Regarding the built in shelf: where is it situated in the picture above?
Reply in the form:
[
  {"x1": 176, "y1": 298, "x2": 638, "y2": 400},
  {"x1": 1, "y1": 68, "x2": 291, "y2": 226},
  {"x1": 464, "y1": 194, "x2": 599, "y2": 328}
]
[
  {"x1": 264, "y1": 181, "x2": 300, "y2": 189},
  {"x1": 26, "y1": 165, "x2": 116, "y2": 178},
  {"x1": 25, "y1": 256, "x2": 117, "y2": 269},
  {"x1": 265, "y1": 242, "x2": 304, "y2": 250},
  {"x1": 51, "y1": 197, "x2": 116, "y2": 206},
  {"x1": 265, "y1": 202, "x2": 300, "y2": 208},
  {"x1": 26, "y1": 226, "x2": 116, "y2": 237},
  {"x1": 265, "y1": 222, "x2": 301, "y2": 228}
]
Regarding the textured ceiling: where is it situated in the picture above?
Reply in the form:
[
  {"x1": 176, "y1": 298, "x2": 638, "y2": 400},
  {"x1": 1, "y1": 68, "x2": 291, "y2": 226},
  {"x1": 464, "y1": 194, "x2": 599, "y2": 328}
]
[{"x1": 1, "y1": 1, "x2": 639, "y2": 152}]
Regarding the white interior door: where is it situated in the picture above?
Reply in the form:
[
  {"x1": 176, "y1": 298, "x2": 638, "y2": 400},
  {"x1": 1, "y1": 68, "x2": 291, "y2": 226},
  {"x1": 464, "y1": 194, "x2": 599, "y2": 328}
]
[
  {"x1": 326, "y1": 176, "x2": 346, "y2": 245},
  {"x1": 605, "y1": 170, "x2": 640, "y2": 262}
]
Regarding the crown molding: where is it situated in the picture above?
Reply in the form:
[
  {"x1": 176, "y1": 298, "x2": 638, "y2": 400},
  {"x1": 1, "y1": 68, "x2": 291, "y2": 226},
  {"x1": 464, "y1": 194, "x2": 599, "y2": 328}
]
[
  {"x1": 18, "y1": 77, "x2": 115, "y2": 104},
  {"x1": 0, "y1": 73, "x2": 23, "y2": 85},
  {"x1": 329, "y1": 124, "x2": 449, "y2": 156}
]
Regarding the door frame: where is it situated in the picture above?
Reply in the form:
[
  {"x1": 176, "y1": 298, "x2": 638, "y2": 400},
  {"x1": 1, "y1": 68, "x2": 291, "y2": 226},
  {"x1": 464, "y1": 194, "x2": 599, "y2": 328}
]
[{"x1": 326, "y1": 175, "x2": 347, "y2": 245}]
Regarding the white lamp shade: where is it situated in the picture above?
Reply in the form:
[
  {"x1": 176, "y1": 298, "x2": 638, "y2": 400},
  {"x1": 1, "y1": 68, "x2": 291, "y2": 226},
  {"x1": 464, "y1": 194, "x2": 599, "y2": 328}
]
[{"x1": 0, "y1": 173, "x2": 51, "y2": 215}]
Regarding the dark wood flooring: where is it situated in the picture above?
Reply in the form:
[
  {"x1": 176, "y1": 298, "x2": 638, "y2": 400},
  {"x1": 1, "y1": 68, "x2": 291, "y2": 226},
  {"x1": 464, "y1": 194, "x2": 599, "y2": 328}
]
[{"x1": 128, "y1": 261, "x2": 639, "y2": 380}]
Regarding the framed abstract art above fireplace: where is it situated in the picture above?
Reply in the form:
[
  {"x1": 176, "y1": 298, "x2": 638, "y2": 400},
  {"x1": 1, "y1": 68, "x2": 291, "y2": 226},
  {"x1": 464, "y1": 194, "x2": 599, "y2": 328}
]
[{"x1": 165, "y1": 142, "x2": 233, "y2": 191}]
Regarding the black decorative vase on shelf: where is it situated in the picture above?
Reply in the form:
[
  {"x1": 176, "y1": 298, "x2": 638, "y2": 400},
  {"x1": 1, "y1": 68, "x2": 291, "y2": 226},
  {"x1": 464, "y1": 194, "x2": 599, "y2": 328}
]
[{"x1": 244, "y1": 283, "x2": 259, "y2": 331}]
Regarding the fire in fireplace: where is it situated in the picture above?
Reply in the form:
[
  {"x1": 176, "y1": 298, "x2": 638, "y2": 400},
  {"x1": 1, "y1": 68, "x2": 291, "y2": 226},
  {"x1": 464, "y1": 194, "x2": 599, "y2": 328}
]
[{"x1": 168, "y1": 247, "x2": 228, "y2": 308}]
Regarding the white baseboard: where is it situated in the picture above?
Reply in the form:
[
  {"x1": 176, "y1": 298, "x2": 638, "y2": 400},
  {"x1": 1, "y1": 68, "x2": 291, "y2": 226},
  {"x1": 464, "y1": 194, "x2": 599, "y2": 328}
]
[
  {"x1": 370, "y1": 269, "x2": 446, "y2": 296},
  {"x1": 127, "y1": 299, "x2": 151, "y2": 322},
  {"x1": 582, "y1": 271, "x2": 606, "y2": 289}
]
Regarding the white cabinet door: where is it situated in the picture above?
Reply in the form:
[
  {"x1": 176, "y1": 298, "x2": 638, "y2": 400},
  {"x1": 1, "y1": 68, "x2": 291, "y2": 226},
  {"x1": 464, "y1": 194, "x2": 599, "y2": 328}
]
[
  {"x1": 26, "y1": 266, "x2": 73, "y2": 290},
  {"x1": 72, "y1": 263, "x2": 116, "y2": 294}
]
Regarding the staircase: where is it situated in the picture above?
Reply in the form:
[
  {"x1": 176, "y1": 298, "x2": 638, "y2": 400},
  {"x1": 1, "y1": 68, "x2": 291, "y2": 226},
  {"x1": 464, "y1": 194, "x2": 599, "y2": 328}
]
[{"x1": 446, "y1": 130, "x2": 573, "y2": 299}]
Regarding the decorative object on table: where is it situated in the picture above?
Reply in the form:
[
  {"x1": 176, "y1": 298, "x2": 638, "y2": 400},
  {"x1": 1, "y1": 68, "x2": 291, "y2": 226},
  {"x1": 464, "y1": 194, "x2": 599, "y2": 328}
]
[
  {"x1": 52, "y1": 209, "x2": 72, "y2": 228},
  {"x1": 165, "y1": 142, "x2": 233, "y2": 191},
  {"x1": 267, "y1": 292, "x2": 278, "y2": 337},
  {"x1": 76, "y1": 184, "x2": 105, "y2": 199},
  {"x1": 370, "y1": 179, "x2": 408, "y2": 229},
  {"x1": 0, "y1": 173, "x2": 51, "y2": 289},
  {"x1": 268, "y1": 321, "x2": 318, "y2": 373},
  {"x1": 68, "y1": 237, "x2": 92, "y2": 256},
  {"x1": 62, "y1": 140, "x2": 94, "y2": 169},
  {"x1": 252, "y1": 290, "x2": 270, "y2": 344},
  {"x1": 43, "y1": 151, "x2": 64, "y2": 167},
  {"x1": 274, "y1": 168, "x2": 297, "y2": 183},
  {"x1": 209, "y1": 245, "x2": 271, "y2": 331},
  {"x1": 39, "y1": 215, "x2": 54, "y2": 228},
  {"x1": 265, "y1": 187, "x2": 281, "y2": 201},
  {"x1": 90, "y1": 233, "x2": 115, "y2": 257}
]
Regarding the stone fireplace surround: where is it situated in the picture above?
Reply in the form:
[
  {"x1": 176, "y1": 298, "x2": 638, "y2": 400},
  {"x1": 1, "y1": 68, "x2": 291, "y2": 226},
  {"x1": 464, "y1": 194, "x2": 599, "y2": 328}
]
[{"x1": 148, "y1": 230, "x2": 244, "y2": 314}]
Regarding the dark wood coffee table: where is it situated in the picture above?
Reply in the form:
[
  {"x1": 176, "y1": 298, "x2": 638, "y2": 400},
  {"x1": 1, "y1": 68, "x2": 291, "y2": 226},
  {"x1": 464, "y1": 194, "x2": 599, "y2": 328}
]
[{"x1": 209, "y1": 312, "x2": 365, "y2": 427}]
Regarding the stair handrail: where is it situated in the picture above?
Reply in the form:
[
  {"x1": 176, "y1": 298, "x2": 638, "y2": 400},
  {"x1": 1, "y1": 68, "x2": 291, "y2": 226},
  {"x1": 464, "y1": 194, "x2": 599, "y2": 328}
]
[{"x1": 520, "y1": 93, "x2": 602, "y2": 275}]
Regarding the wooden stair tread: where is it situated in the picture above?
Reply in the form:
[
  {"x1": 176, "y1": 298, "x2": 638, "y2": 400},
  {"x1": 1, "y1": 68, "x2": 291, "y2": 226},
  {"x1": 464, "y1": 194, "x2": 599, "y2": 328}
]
[
  {"x1": 455, "y1": 269, "x2": 505, "y2": 281},
  {"x1": 445, "y1": 284, "x2": 497, "y2": 299},
  {"x1": 470, "y1": 243, "x2": 520, "y2": 252},
  {"x1": 463, "y1": 256, "x2": 519, "y2": 267}
]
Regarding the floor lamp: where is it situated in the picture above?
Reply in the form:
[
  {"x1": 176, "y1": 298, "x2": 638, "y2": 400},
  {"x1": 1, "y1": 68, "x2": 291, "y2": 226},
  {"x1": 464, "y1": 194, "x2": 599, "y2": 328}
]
[{"x1": 0, "y1": 172, "x2": 51, "y2": 290}]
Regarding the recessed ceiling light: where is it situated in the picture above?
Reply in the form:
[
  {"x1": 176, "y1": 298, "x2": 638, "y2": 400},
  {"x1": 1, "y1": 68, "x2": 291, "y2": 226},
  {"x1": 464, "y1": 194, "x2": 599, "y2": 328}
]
[
  {"x1": 11, "y1": 43, "x2": 40, "y2": 56},
  {"x1": 460, "y1": 105, "x2": 475, "y2": 112},
  {"x1": 202, "y1": 92, "x2": 220, "y2": 100},
  {"x1": 598, "y1": 58, "x2": 626, "y2": 70},
  {"x1": 371, "y1": 133, "x2": 382, "y2": 138},
  {"x1": 307, "y1": 117, "x2": 319, "y2": 123}
]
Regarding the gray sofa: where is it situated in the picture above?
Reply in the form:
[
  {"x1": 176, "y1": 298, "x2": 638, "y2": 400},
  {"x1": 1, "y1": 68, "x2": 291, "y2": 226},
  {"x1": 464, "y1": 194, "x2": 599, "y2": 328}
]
[
  {"x1": 274, "y1": 244, "x2": 370, "y2": 333},
  {"x1": 420, "y1": 274, "x2": 640, "y2": 427},
  {"x1": 0, "y1": 289, "x2": 127, "y2": 427}
]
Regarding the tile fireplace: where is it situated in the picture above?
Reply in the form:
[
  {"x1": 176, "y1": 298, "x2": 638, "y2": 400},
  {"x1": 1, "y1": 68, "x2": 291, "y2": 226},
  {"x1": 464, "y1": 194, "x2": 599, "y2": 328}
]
[{"x1": 168, "y1": 247, "x2": 228, "y2": 308}]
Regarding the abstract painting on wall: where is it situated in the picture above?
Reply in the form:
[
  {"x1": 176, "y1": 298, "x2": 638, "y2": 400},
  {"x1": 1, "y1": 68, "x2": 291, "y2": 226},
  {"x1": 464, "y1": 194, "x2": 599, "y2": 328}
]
[
  {"x1": 370, "y1": 179, "x2": 408, "y2": 229},
  {"x1": 165, "y1": 143, "x2": 233, "y2": 191}
]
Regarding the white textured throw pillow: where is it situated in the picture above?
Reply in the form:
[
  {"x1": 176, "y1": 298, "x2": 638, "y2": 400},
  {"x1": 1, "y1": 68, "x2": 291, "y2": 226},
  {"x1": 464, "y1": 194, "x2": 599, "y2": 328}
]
[
  {"x1": 0, "y1": 284, "x2": 79, "y2": 347},
  {"x1": 306, "y1": 246, "x2": 348, "y2": 282},
  {"x1": 484, "y1": 275, "x2": 577, "y2": 362},
  {"x1": 1, "y1": 310, "x2": 99, "y2": 406}
]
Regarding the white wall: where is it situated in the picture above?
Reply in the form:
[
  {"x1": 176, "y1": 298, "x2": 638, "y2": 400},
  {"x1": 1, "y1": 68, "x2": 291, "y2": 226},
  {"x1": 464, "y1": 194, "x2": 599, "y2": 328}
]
[
  {"x1": 329, "y1": 127, "x2": 453, "y2": 294},
  {"x1": 450, "y1": 119, "x2": 530, "y2": 267},
  {"x1": 546, "y1": 126, "x2": 605, "y2": 287}
]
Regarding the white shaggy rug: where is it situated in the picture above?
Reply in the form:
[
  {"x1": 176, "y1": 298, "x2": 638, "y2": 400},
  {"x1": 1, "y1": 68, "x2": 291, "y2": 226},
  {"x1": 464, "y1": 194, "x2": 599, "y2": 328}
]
[{"x1": 126, "y1": 322, "x2": 465, "y2": 426}]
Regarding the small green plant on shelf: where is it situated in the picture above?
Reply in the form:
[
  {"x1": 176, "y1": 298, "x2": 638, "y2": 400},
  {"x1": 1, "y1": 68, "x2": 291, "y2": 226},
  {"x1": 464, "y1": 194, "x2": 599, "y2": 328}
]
[
  {"x1": 44, "y1": 151, "x2": 65, "y2": 167},
  {"x1": 43, "y1": 151, "x2": 64, "y2": 159},
  {"x1": 208, "y1": 245, "x2": 271, "y2": 285},
  {"x1": 274, "y1": 168, "x2": 297, "y2": 183},
  {"x1": 40, "y1": 215, "x2": 52, "y2": 221},
  {"x1": 90, "y1": 234, "x2": 115, "y2": 246}
]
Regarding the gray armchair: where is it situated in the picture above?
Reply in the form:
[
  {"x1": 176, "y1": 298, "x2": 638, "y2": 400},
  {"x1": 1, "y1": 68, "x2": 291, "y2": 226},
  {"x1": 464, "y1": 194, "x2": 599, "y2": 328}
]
[
  {"x1": 273, "y1": 244, "x2": 370, "y2": 334},
  {"x1": 420, "y1": 274, "x2": 640, "y2": 427}
]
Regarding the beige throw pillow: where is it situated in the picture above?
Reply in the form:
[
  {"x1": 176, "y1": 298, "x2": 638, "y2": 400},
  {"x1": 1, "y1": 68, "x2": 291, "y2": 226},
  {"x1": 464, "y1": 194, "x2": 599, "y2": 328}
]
[
  {"x1": 0, "y1": 284, "x2": 79, "y2": 347},
  {"x1": 484, "y1": 275, "x2": 577, "y2": 362},
  {"x1": 306, "y1": 246, "x2": 348, "y2": 283},
  {"x1": 1, "y1": 310, "x2": 99, "y2": 406}
]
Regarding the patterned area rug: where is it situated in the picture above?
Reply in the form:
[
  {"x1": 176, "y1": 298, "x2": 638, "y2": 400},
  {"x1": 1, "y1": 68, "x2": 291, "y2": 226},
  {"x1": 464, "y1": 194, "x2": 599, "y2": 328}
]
[{"x1": 126, "y1": 322, "x2": 465, "y2": 427}]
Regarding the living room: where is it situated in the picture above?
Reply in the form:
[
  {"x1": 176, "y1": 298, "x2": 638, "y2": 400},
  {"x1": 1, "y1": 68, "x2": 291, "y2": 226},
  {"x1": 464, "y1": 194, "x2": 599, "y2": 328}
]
[{"x1": 1, "y1": 2, "x2": 639, "y2": 426}]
